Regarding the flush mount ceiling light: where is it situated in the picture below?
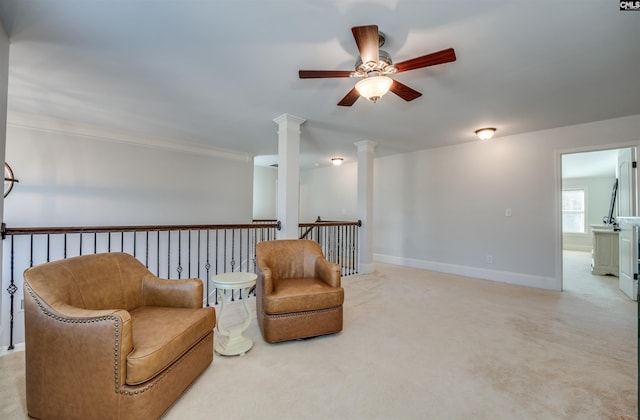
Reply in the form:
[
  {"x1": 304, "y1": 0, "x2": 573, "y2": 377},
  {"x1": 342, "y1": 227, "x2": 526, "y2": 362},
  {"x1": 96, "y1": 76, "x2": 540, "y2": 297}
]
[
  {"x1": 475, "y1": 128, "x2": 496, "y2": 140},
  {"x1": 331, "y1": 157, "x2": 344, "y2": 166},
  {"x1": 355, "y1": 75, "x2": 393, "y2": 103}
]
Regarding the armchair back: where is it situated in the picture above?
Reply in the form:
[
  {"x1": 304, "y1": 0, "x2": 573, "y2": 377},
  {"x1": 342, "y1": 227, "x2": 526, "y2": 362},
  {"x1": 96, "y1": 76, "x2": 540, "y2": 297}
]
[
  {"x1": 257, "y1": 239, "x2": 327, "y2": 280},
  {"x1": 25, "y1": 252, "x2": 151, "y2": 311}
]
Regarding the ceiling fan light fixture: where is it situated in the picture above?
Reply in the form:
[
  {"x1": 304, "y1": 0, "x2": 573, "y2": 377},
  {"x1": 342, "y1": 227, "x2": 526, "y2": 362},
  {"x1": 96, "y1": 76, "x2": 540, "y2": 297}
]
[
  {"x1": 355, "y1": 75, "x2": 393, "y2": 103},
  {"x1": 475, "y1": 127, "x2": 496, "y2": 140},
  {"x1": 331, "y1": 157, "x2": 344, "y2": 166}
]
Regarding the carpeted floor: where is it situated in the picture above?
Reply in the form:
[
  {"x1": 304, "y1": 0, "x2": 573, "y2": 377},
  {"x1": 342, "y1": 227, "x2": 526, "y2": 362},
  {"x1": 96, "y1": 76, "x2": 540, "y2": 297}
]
[{"x1": 1, "y1": 256, "x2": 637, "y2": 419}]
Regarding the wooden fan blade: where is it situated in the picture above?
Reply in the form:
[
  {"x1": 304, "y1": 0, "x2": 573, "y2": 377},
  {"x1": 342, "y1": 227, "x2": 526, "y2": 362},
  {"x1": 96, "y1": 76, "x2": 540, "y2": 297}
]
[
  {"x1": 337, "y1": 87, "x2": 360, "y2": 107},
  {"x1": 299, "y1": 70, "x2": 353, "y2": 79},
  {"x1": 389, "y1": 80, "x2": 422, "y2": 102},
  {"x1": 395, "y1": 48, "x2": 456, "y2": 73},
  {"x1": 352, "y1": 25, "x2": 379, "y2": 66}
]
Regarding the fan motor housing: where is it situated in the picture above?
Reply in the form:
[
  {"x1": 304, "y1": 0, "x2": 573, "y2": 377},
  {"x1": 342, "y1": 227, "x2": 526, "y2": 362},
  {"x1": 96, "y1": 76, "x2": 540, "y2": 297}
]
[{"x1": 353, "y1": 50, "x2": 397, "y2": 77}]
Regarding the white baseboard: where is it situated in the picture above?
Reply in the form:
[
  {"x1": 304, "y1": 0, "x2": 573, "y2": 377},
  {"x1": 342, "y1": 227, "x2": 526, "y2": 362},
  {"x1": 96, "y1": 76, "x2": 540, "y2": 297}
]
[
  {"x1": 373, "y1": 254, "x2": 560, "y2": 291},
  {"x1": 562, "y1": 245, "x2": 592, "y2": 252},
  {"x1": 0, "y1": 342, "x2": 24, "y2": 356},
  {"x1": 358, "y1": 262, "x2": 375, "y2": 275}
]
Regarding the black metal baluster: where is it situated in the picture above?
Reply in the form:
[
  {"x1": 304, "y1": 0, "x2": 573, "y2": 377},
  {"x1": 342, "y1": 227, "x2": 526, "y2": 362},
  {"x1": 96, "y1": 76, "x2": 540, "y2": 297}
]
[
  {"x1": 231, "y1": 229, "x2": 237, "y2": 301},
  {"x1": 354, "y1": 223, "x2": 359, "y2": 274},
  {"x1": 339, "y1": 225, "x2": 343, "y2": 274},
  {"x1": 145, "y1": 231, "x2": 149, "y2": 268},
  {"x1": 224, "y1": 229, "x2": 228, "y2": 273},
  {"x1": 7, "y1": 235, "x2": 16, "y2": 350},
  {"x1": 177, "y1": 230, "x2": 183, "y2": 279},
  {"x1": 205, "y1": 230, "x2": 211, "y2": 307},
  {"x1": 350, "y1": 224, "x2": 354, "y2": 274},
  {"x1": 29, "y1": 235, "x2": 34, "y2": 268},
  {"x1": 238, "y1": 229, "x2": 243, "y2": 284},
  {"x1": 238, "y1": 229, "x2": 244, "y2": 300},
  {"x1": 215, "y1": 230, "x2": 219, "y2": 305},
  {"x1": 188, "y1": 230, "x2": 193, "y2": 279},
  {"x1": 195, "y1": 230, "x2": 199, "y2": 281},
  {"x1": 167, "y1": 231, "x2": 171, "y2": 278},
  {"x1": 355, "y1": 223, "x2": 360, "y2": 274}
]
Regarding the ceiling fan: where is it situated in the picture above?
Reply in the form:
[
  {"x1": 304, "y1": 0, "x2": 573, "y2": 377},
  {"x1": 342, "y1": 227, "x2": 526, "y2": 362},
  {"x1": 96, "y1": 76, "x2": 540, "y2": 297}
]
[{"x1": 299, "y1": 25, "x2": 456, "y2": 106}]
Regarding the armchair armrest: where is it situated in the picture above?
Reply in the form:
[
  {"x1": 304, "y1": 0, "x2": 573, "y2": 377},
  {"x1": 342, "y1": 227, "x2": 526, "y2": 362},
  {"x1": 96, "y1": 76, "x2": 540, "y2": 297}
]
[
  {"x1": 257, "y1": 266, "x2": 274, "y2": 295},
  {"x1": 24, "y1": 285, "x2": 134, "y2": 397},
  {"x1": 314, "y1": 257, "x2": 341, "y2": 288},
  {"x1": 142, "y1": 275, "x2": 203, "y2": 308}
]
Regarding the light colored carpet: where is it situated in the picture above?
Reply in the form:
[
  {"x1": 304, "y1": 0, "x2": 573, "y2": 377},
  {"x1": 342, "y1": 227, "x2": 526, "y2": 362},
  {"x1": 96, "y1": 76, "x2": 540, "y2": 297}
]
[
  {"x1": 1, "y1": 257, "x2": 637, "y2": 419},
  {"x1": 563, "y1": 249, "x2": 626, "y2": 299}
]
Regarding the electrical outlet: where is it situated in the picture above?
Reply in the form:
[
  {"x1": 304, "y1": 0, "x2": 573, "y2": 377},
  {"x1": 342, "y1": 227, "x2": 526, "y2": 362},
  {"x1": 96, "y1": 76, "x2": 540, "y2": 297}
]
[
  {"x1": 486, "y1": 255, "x2": 493, "y2": 264},
  {"x1": 505, "y1": 208, "x2": 512, "y2": 217}
]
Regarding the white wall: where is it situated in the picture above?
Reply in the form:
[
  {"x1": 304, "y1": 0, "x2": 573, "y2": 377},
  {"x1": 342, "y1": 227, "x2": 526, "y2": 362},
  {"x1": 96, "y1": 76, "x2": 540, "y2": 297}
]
[
  {"x1": 4, "y1": 125, "x2": 254, "y2": 226},
  {"x1": 253, "y1": 165, "x2": 277, "y2": 219},
  {"x1": 562, "y1": 176, "x2": 616, "y2": 251},
  {"x1": 253, "y1": 162, "x2": 358, "y2": 223},
  {"x1": 300, "y1": 162, "x2": 357, "y2": 222},
  {"x1": 372, "y1": 115, "x2": 640, "y2": 290}
]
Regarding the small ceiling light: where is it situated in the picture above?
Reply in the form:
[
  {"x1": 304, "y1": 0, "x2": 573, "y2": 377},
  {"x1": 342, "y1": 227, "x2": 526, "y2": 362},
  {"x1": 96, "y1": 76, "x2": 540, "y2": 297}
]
[
  {"x1": 331, "y1": 157, "x2": 344, "y2": 166},
  {"x1": 475, "y1": 128, "x2": 496, "y2": 140},
  {"x1": 355, "y1": 75, "x2": 393, "y2": 103}
]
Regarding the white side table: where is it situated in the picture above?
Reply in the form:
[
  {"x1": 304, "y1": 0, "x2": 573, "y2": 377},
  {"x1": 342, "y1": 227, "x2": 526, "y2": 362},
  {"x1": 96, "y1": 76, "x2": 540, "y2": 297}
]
[{"x1": 212, "y1": 272, "x2": 257, "y2": 356}]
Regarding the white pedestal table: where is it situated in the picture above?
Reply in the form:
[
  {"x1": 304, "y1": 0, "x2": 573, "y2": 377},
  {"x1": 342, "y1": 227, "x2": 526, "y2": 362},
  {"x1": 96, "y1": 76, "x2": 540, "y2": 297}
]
[{"x1": 211, "y1": 272, "x2": 257, "y2": 356}]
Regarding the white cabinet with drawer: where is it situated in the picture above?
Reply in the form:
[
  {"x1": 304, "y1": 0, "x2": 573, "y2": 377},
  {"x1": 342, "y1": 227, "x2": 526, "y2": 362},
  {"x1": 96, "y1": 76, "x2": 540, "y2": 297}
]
[{"x1": 591, "y1": 226, "x2": 619, "y2": 276}]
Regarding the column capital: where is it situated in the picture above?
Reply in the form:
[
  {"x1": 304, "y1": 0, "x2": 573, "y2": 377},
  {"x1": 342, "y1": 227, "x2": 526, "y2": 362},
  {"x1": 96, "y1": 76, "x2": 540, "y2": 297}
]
[
  {"x1": 354, "y1": 140, "x2": 378, "y2": 152},
  {"x1": 273, "y1": 113, "x2": 306, "y2": 127}
]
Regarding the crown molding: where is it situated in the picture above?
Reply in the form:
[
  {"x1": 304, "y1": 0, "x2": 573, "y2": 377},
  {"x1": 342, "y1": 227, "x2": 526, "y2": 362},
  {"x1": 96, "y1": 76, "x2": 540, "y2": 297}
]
[{"x1": 7, "y1": 113, "x2": 253, "y2": 164}]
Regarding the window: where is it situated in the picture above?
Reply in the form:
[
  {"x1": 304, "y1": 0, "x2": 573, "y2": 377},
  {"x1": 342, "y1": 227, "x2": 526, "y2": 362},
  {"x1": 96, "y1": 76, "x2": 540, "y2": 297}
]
[{"x1": 562, "y1": 189, "x2": 585, "y2": 233}]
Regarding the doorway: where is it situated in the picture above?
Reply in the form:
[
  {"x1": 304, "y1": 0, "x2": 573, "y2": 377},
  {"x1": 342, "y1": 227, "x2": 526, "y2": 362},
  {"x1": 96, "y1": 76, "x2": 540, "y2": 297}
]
[{"x1": 560, "y1": 146, "x2": 637, "y2": 298}]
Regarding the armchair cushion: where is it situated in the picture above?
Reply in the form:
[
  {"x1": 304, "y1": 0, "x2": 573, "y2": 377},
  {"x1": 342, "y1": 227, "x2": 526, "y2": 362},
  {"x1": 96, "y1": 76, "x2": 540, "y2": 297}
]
[
  {"x1": 126, "y1": 306, "x2": 215, "y2": 385},
  {"x1": 264, "y1": 277, "x2": 344, "y2": 314}
]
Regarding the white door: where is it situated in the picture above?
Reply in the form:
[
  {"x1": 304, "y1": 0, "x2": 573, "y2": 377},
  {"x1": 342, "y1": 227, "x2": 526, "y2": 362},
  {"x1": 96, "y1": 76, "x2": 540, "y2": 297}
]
[
  {"x1": 618, "y1": 224, "x2": 637, "y2": 300},
  {"x1": 618, "y1": 148, "x2": 637, "y2": 300}
]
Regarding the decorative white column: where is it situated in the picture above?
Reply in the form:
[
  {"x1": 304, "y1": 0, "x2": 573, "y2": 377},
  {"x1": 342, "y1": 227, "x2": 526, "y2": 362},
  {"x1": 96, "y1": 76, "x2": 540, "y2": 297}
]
[
  {"x1": 273, "y1": 114, "x2": 306, "y2": 239},
  {"x1": 355, "y1": 140, "x2": 376, "y2": 274}
]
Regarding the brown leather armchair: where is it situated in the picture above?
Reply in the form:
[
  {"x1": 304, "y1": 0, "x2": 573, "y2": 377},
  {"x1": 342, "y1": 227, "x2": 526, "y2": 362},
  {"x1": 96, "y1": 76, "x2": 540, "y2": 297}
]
[
  {"x1": 23, "y1": 252, "x2": 216, "y2": 420},
  {"x1": 256, "y1": 239, "x2": 344, "y2": 343}
]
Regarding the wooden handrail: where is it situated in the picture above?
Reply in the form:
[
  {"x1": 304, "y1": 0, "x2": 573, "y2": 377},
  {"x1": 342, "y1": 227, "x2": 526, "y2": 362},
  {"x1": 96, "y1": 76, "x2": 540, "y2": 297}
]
[
  {"x1": 1, "y1": 221, "x2": 281, "y2": 238},
  {"x1": 298, "y1": 217, "x2": 361, "y2": 239},
  {"x1": 299, "y1": 220, "x2": 362, "y2": 227}
]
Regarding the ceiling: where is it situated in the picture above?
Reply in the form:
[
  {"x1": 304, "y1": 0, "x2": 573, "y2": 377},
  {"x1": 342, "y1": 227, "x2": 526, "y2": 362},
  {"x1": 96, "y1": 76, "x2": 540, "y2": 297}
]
[
  {"x1": 1, "y1": 1, "x2": 639, "y2": 169},
  {"x1": 562, "y1": 149, "x2": 619, "y2": 179}
]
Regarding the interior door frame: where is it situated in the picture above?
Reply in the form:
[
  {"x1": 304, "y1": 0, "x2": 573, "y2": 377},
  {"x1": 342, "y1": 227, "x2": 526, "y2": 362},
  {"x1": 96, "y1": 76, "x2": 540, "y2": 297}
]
[{"x1": 556, "y1": 142, "x2": 640, "y2": 292}]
